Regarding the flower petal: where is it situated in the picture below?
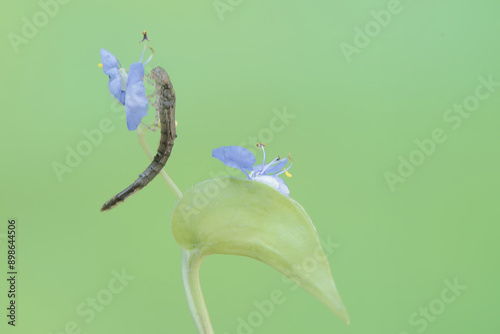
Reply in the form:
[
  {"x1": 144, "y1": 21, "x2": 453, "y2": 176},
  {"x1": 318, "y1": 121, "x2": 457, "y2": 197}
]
[
  {"x1": 100, "y1": 48, "x2": 120, "y2": 75},
  {"x1": 254, "y1": 158, "x2": 288, "y2": 175},
  {"x1": 108, "y1": 75, "x2": 126, "y2": 105},
  {"x1": 212, "y1": 146, "x2": 256, "y2": 170},
  {"x1": 253, "y1": 175, "x2": 290, "y2": 196},
  {"x1": 274, "y1": 175, "x2": 290, "y2": 196},
  {"x1": 100, "y1": 49, "x2": 126, "y2": 105},
  {"x1": 125, "y1": 62, "x2": 148, "y2": 131}
]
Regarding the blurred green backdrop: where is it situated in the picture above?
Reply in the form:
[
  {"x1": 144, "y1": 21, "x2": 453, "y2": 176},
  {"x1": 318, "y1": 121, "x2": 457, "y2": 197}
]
[{"x1": 1, "y1": 0, "x2": 499, "y2": 333}]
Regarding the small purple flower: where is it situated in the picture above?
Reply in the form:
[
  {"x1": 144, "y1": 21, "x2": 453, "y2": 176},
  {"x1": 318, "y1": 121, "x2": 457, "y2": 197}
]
[
  {"x1": 212, "y1": 144, "x2": 293, "y2": 196},
  {"x1": 124, "y1": 63, "x2": 148, "y2": 131},
  {"x1": 100, "y1": 35, "x2": 154, "y2": 131},
  {"x1": 100, "y1": 49, "x2": 127, "y2": 105}
]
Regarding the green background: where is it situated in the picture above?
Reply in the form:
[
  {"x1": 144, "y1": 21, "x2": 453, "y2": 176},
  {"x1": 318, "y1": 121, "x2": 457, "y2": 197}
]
[{"x1": 1, "y1": 0, "x2": 499, "y2": 333}]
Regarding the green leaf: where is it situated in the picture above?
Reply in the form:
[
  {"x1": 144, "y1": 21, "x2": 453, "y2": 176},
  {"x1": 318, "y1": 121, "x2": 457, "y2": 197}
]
[{"x1": 171, "y1": 177, "x2": 350, "y2": 324}]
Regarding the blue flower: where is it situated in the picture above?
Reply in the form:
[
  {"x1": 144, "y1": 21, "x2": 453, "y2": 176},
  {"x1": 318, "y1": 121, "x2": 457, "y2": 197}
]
[
  {"x1": 125, "y1": 62, "x2": 148, "y2": 131},
  {"x1": 212, "y1": 144, "x2": 293, "y2": 196},
  {"x1": 99, "y1": 35, "x2": 154, "y2": 131},
  {"x1": 100, "y1": 49, "x2": 127, "y2": 105}
]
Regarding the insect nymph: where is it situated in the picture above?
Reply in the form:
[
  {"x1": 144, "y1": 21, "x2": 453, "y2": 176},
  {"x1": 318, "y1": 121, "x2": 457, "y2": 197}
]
[
  {"x1": 100, "y1": 67, "x2": 176, "y2": 211},
  {"x1": 99, "y1": 33, "x2": 177, "y2": 211}
]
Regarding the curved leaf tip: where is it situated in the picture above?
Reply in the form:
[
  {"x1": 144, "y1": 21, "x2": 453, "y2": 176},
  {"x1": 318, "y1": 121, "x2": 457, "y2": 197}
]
[{"x1": 171, "y1": 177, "x2": 350, "y2": 324}]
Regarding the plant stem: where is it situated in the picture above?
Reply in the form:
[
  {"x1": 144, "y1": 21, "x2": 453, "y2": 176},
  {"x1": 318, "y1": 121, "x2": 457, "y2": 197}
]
[
  {"x1": 137, "y1": 126, "x2": 183, "y2": 200},
  {"x1": 182, "y1": 249, "x2": 214, "y2": 334}
]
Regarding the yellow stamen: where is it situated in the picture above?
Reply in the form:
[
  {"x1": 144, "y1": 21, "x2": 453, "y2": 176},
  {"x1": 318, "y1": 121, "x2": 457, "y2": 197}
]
[
  {"x1": 98, "y1": 63, "x2": 103, "y2": 68},
  {"x1": 285, "y1": 171, "x2": 292, "y2": 178}
]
